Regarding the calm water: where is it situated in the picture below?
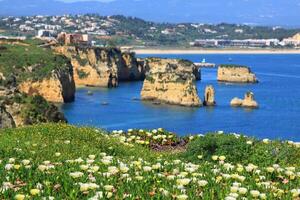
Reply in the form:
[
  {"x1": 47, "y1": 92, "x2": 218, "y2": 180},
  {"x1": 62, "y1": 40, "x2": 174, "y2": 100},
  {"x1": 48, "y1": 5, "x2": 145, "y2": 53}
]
[{"x1": 61, "y1": 54, "x2": 300, "y2": 141}]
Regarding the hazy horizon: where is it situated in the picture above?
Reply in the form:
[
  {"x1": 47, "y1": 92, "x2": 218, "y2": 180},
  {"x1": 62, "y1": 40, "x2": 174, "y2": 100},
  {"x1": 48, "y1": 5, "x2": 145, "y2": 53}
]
[{"x1": 0, "y1": 0, "x2": 300, "y2": 27}]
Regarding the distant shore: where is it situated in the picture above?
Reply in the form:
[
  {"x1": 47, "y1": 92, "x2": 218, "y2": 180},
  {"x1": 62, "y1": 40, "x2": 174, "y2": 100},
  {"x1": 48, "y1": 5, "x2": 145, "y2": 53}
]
[{"x1": 133, "y1": 48, "x2": 300, "y2": 55}]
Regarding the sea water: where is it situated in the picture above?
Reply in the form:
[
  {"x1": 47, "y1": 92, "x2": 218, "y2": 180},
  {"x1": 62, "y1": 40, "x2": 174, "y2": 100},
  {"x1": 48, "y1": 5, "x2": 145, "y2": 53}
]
[{"x1": 61, "y1": 54, "x2": 300, "y2": 141}]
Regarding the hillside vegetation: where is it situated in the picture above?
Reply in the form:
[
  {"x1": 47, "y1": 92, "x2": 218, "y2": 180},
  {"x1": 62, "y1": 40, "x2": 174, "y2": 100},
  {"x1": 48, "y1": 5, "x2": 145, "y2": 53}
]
[
  {"x1": 0, "y1": 124, "x2": 299, "y2": 199},
  {"x1": 0, "y1": 39, "x2": 70, "y2": 84}
]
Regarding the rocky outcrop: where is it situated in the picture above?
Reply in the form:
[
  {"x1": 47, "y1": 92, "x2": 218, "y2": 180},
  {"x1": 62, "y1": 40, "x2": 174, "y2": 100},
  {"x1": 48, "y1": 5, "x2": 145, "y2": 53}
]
[
  {"x1": 218, "y1": 65, "x2": 258, "y2": 83},
  {"x1": 230, "y1": 91, "x2": 258, "y2": 108},
  {"x1": 0, "y1": 87, "x2": 66, "y2": 128},
  {"x1": 54, "y1": 46, "x2": 144, "y2": 88},
  {"x1": 203, "y1": 85, "x2": 216, "y2": 106},
  {"x1": 141, "y1": 58, "x2": 201, "y2": 107},
  {"x1": 0, "y1": 105, "x2": 16, "y2": 128},
  {"x1": 18, "y1": 67, "x2": 75, "y2": 103},
  {"x1": 0, "y1": 40, "x2": 76, "y2": 103}
]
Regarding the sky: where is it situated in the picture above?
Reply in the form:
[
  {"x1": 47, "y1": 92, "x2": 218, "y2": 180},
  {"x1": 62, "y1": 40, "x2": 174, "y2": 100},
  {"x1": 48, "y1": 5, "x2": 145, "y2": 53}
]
[{"x1": 0, "y1": 0, "x2": 300, "y2": 26}]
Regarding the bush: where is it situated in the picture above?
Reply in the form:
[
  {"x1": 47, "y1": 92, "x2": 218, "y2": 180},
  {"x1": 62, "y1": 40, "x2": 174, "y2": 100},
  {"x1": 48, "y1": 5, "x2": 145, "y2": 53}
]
[{"x1": 183, "y1": 133, "x2": 300, "y2": 166}]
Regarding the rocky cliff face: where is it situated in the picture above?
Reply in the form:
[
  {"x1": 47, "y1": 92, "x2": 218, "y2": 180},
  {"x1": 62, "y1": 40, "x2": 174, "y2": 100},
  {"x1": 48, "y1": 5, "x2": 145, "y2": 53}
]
[
  {"x1": 18, "y1": 67, "x2": 75, "y2": 103},
  {"x1": 54, "y1": 46, "x2": 144, "y2": 88},
  {"x1": 217, "y1": 65, "x2": 258, "y2": 83},
  {"x1": 0, "y1": 104, "x2": 15, "y2": 128},
  {"x1": 203, "y1": 85, "x2": 216, "y2": 106},
  {"x1": 0, "y1": 87, "x2": 66, "y2": 128},
  {"x1": 230, "y1": 91, "x2": 258, "y2": 108},
  {"x1": 0, "y1": 39, "x2": 76, "y2": 103},
  {"x1": 141, "y1": 58, "x2": 201, "y2": 107}
]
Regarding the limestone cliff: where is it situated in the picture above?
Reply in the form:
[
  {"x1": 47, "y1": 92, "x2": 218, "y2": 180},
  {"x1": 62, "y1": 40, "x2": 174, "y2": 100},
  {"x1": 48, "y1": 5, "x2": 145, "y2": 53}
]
[
  {"x1": 0, "y1": 87, "x2": 66, "y2": 128},
  {"x1": 0, "y1": 104, "x2": 15, "y2": 128},
  {"x1": 54, "y1": 46, "x2": 144, "y2": 88},
  {"x1": 18, "y1": 67, "x2": 75, "y2": 103},
  {"x1": 141, "y1": 58, "x2": 201, "y2": 107},
  {"x1": 203, "y1": 85, "x2": 216, "y2": 106},
  {"x1": 218, "y1": 65, "x2": 258, "y2": 83},
  {"x1": 230, "y1": 91, "x2": 258, "y2": 108},
  {"x1": 0, "y1": 39, "x2": 76, "y2": 103}
]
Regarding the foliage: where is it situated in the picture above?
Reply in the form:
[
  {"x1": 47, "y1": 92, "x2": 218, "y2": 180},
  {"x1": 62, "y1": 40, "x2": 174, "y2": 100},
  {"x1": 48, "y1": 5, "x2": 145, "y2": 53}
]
[
  {"x1": 76, "y1": 69, "x2": 90, "y2": 79},
  {"x1": 0, "y1": 125, "x2": 299, "y2": 199},
  {"x1": 219, "y1": 64, "x2": 250, "y2": 69},
  {"x1": 0, "y1": 39, "x2": 71, "y2": 83},
  {"x1": 184, "y1": 133, "x2": 300, "y2": 167}
]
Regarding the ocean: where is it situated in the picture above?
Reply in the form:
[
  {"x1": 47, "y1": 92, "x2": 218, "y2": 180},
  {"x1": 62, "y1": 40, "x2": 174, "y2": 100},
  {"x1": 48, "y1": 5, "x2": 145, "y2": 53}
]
[{"x1": 61, "y1": 54, "x2": 300, "y2": 141}]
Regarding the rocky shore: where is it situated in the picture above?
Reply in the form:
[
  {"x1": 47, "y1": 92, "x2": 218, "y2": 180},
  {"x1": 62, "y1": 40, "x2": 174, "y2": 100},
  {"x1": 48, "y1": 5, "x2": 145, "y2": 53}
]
[{"x1": 141, "y1": 58, "x2": 201, "y2": 107}]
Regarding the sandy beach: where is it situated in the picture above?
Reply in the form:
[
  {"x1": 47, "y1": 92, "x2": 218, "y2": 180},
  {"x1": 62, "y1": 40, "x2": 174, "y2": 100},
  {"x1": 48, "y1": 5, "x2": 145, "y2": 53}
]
[{"x1": 133, "y1": 48, "x2": 300, "y2": 55}]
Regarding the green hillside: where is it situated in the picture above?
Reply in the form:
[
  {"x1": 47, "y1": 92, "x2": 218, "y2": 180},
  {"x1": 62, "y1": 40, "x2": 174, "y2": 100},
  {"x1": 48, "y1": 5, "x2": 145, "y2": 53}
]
[
  {"x1": 0, "y1": 124, "x2": 299, "y2": 199},
  {"x1": 0, "y1": 39, "x2": 70, "y2": 84}
]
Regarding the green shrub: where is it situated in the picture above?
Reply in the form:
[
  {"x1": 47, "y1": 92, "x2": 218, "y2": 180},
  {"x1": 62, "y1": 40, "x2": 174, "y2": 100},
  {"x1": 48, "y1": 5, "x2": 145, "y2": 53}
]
[{"x1": 183, "y1": 133, "x2": 300, "y2": 166}]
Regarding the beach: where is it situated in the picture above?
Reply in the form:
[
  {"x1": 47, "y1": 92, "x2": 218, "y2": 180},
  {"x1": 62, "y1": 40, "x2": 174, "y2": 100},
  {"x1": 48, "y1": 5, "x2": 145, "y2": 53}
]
[{"x1": 133, "y1": 48, "x2": 300, "y2": 54}]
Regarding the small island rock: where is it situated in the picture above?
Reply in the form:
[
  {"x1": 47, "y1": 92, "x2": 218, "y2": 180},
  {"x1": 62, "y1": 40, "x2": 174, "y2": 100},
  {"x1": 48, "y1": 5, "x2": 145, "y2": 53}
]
[
  {"x1": 203, "y1": 85, "x2": 216, "y2": 106},
  {"x1": 141, "y1": 58, "x2": 202, "y2": 107},
  {"x1": 230, "y1": 92, "x2": 258, "y2": 108},
  {"x1": 218, "y1": 64, "x2": 258, "y2": 83}
]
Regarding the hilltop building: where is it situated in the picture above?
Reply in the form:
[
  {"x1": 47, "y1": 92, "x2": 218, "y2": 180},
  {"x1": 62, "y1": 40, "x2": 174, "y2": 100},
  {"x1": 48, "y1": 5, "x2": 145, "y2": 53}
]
[{"x1": 57, "y1": 32, "x2": 90, "y2": 45}]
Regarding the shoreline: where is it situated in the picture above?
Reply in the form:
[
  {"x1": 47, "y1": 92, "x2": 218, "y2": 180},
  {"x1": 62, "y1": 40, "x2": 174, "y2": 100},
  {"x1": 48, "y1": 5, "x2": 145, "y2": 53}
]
[{"x1": 133, "y1": 48, "x2": 300, "y2": 55}]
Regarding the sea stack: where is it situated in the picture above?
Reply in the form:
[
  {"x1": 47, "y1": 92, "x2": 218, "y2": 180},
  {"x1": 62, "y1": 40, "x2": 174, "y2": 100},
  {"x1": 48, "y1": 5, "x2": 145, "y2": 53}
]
[
  {"x1": 230, "y1": 91, "x2": 259, "y2": 108},
  {"x1": 141, "y1": 58, "x2": 202, "y2": 107},
  {"x1": 218, "y1": 64, "x2": 258, "y2": 83},
  {"x1": 203, "y1": 85, "x2": 216, "y2": 106}
]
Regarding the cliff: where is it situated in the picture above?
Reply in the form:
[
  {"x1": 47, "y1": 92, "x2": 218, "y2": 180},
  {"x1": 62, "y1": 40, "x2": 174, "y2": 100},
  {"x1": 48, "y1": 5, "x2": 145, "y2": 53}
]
[
  {"x1": 54, "y1": 46, "x2": 144, "y2": 88},
  {"x1": 0, "y1": 39, "x2": 75, "y2": 103},
  {"x1": 18, "y1": 67, "x2": 75, "y2": 103},
  {"x1": 141, "y1": 58, "x2": 201, "y2": 107},
  {"x1": 230, "y1": 91, "x2": 258, "y2": 108},
  {"x1": 0, "y1": 87, "x2": 66, "y2": 128},
  {"x1": 217, "y1": 65, "x2": 258, "y2": 83}
]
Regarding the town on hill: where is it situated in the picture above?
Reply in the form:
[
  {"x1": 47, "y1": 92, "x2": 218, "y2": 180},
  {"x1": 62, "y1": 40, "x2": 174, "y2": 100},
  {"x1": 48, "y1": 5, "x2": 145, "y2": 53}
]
[{"x1": 1, "y1": 14, "x2": 300, "y2": 48}]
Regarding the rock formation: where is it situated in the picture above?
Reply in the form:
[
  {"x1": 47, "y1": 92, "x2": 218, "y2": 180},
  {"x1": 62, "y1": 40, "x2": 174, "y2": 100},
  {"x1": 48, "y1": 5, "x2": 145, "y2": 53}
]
[
  {"x1": 0, "y1": 87, "x2": 66, "y2": 128},
  {"x1": 141, "y1": 58, "x2": 202, "y2": 107},
  {"x1": 0, "y1": 39, "x2": 76, "y2": 103},
  {"x1": 0, "y1": 104, "x2": 16, "y2": 128},
  {"x1": 203, "y1": 85, "x2": 216, "y2": 106},
  {"x1": 18, "y1": 67, "x2": 75, "y2": 103},
  {"x1": 218, "y1": 65, "x2": 258, "y2": 83},
  {"x1": 230, "y1": 91, "x2": 258, "y2": 108},
  {"x1": 54, "y1": 46, "x2": 144, "y2": 88}
]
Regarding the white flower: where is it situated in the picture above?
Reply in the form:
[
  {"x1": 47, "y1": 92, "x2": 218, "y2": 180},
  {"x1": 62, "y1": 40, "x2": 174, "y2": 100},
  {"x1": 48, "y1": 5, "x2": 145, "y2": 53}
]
[
  {"x1": 176, "y1": 194, "x2": 188, "y2": 200},
  {"x1": 70, "y1": 172, "x2": 84, "y2": 178},
  {"x1": 104, "y1": 185, "x2": 114, "y2": 191},
  {"x1": 176, "y1": 178, "x2": 191, "y2": 186},
  {"x1": 250, "y1": 190, "x2": 260, "y2": 198},
  {"x1": 143, "y1": 166, "x2": 152, "y2": 172},
  {"x1": 238, "y1": 187, "x2": 248, "y2": 195},
  {"x1": 262, "y1": 139, "x2": 269, "y2": 144},
  {"x1": 21, "y1": 160, "x2": 30, "y2": 165},
  {"x1": 198, "y1": 180, "x2": 208, "y2": 187}
]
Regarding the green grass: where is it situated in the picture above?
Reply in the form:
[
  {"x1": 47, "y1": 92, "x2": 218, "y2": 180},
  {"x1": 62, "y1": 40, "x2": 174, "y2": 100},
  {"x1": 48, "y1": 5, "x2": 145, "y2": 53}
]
[
  {"x1": 0, "y1": 124, "x2": 299, "y2": 199},
  {"x1": 0, "y1": 39, "x2": 71, "y2": 83},
  {"x1": 219, "y1": 64, "x2": 250, "y2": 69}
]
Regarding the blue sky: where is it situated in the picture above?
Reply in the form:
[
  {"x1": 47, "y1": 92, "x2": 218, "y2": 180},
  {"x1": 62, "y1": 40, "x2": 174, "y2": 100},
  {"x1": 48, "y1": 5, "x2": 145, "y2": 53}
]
[{"x1": 1, "y1": 0, "x2": 300, "y2": 26}]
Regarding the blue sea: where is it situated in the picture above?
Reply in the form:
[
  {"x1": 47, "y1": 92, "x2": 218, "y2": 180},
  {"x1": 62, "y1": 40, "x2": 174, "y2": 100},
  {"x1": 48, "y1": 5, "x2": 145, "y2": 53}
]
[{"x1": 61, "y1": 54, "x2": 300, "y2": 141}]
